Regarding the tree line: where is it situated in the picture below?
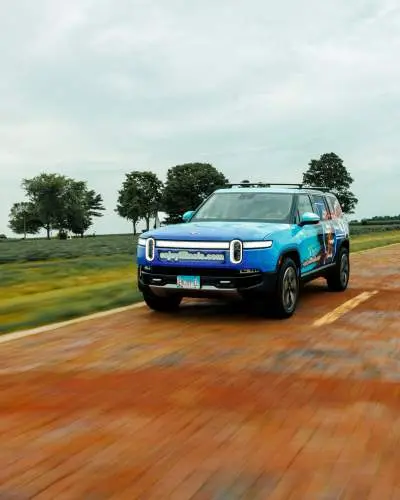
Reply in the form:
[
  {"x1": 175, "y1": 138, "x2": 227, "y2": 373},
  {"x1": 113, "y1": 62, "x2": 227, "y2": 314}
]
[{"x1": 8, "y1": 152, "x2": 358, "y2": 238}]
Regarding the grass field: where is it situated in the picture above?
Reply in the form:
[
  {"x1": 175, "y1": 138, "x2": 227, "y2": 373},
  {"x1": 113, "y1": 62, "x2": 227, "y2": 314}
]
[
  {"x1": 0, "y1": 254, "x2": 138, "y2": 334},
  {"x1": 350, "y1": 230, "x2": 400, "y2": 251},
  {"x1": 1, "y1": 230, "x2": 399, "y2": 335},
  {"x1": 350, "y1": 224, "x2": 400, "y2": 235},
  {"x1": 0, "y1": 234, "x2": 136, "y2": 264}
]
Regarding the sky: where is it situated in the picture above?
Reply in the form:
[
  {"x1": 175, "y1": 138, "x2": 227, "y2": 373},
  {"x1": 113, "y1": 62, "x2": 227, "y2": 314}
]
[{"x1": 1, "y1": 0, "x2": 399, "y2": 236}]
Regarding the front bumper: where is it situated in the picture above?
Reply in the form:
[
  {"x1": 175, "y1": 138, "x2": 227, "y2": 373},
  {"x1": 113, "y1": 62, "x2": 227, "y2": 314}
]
[{"x1": 138, "y1": 265, "x2": 278, "y2": 298}]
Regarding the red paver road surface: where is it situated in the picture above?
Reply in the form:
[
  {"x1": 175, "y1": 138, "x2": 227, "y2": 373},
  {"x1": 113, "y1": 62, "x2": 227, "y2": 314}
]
[{"x1": 0, "y1": 245, "x2": 399, "y2": 499}]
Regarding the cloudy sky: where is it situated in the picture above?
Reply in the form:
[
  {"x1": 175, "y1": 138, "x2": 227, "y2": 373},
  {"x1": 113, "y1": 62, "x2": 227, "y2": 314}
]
[{"x1": 1, "y1": 0, "x2": 399, "y2": 235}]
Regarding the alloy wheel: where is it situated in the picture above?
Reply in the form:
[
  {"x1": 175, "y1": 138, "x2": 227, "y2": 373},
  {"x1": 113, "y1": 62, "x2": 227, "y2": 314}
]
[{"x1": 282, "y1": 266, "x2": 298, "y2": 313}]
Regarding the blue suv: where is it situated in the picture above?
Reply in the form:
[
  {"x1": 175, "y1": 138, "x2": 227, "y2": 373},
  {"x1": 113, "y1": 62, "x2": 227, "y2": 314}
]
[{"x1": 137, "y1": 184, "x2": 350, "y2": 318}]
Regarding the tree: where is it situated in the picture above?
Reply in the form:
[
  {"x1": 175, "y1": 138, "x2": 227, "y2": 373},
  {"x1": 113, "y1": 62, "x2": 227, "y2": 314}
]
[
  {"x1": 63, "y1": 181, "x2": 105, "y2": 237},
  {"x1": 8, "y1": 202, "x2": 42, "y2": 238},
  {"x1": 302, "y1": 153, "x2": 358, "y2": 213},
  {"x1": 116, "y1": 171, "x2": 163, "y2": 233},
  {"x1": 116, "y1": 189, "x2": 141, "y2": 235},
  {"x1": 162, "y1": 163, "x2": 228, "y2": 224},
  {"x1": 20, "y1": 173, "x2": 105, "y2": 239},
  {"x1": 22, "y1": 173, "x2": 70, "y2": 239}
]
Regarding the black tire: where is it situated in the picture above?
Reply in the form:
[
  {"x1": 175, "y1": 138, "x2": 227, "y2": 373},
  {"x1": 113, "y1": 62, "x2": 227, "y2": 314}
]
[
  {"x1": 271, "y1": 257, "x2": 300, "y2": 319},
  {"x1": 142, "y1": 289, "x2": 182, "y2": 312},
  {"x1": 327, "y1": 247, "x2": 350, "y2": 292}
]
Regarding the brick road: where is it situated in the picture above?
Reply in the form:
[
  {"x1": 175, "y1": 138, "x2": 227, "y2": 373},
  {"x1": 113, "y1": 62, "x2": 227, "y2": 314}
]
[{"x1": 0, "y1": 245, "x2": 399, "y2": 499}]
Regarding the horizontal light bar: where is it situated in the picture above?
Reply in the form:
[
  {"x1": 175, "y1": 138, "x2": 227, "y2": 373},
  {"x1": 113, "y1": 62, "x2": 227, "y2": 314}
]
[
  {"x1": 138, "y1": 239, "x2": 273, "y2": 249},
  {"x1": 243, "y1": 241, "x2": 273, "y2": 249}
]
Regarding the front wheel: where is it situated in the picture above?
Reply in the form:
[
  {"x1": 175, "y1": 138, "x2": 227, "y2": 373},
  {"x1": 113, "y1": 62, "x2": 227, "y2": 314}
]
[
  {"x1": 271, "y1": 258, "x2": 299, "y2": 319},
  {"x1": 327, "y1": 247, "x2": 350, "y2": 291},
  {"x1": 142, "y1": 289, "x2": 182, "y2": 312}
]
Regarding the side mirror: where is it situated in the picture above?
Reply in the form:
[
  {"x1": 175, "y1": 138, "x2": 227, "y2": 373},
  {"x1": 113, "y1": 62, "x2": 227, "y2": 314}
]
[
  {"x1": 299, "y1": 212, "x2": 320, "y2": 226},
  {"x1": 182, "y1": 210, "x2": 195, "y2": 222}
]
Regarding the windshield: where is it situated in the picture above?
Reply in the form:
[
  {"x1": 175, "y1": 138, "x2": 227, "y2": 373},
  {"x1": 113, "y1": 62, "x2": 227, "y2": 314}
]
[{"x1": 192, "y1": 192, "x2": 294, "y2": 223}]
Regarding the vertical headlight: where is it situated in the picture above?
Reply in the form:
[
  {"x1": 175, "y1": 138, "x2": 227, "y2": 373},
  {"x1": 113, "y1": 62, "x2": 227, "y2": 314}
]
[
  {"x1": 145, "y1": 238, "x2": 155, "y2": 261},
  {"x1": 229, "y1": 239, "x2": 243, "y2": 264}
]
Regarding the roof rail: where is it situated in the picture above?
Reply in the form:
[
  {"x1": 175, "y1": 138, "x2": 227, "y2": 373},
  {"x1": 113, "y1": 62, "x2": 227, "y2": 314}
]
[
  {"x1": 224, "y1": 183, "x2": 304, "y2": 188},
  {"x1": 302, "y1": 185, "x2": 333, "y2": 193},
  {"x1": 222, "y1": 183, "x2": 333, "y2": 193}
]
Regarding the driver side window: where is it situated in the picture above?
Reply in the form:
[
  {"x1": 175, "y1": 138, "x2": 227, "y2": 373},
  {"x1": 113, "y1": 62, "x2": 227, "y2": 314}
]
[
  {"x1": 297, "y1": 194, "x2": 314, "y2": 222},
  {"x1": 297, "y1": 194, "x2": 314, "y2": 219}
]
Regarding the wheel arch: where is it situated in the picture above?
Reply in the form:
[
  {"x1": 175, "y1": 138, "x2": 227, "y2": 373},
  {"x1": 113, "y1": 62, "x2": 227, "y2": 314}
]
[
  {"x1": 277, "y1": 248, "x2": 301, "y2": 273},
  {"x1": 337, "y1": 237, "x2": 350, "y2": 254}
]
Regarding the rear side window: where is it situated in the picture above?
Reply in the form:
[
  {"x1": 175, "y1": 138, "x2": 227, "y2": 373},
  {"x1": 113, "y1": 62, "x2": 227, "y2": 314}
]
[
  {"x1": 326, "y1": 195, "x2": 343, "y2": 219},
  {"x1": 311, "y1": 195, "x2": 329, "y2": 221}
]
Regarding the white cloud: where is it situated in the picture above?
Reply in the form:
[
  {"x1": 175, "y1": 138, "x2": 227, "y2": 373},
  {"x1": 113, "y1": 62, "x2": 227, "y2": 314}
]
[{"x1": 1, "y1": 0, "x2": 400, "y2": 236}]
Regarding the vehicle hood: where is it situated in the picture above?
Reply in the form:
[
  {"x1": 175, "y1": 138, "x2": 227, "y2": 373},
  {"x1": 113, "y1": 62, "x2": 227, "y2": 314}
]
[{"x1": 141, "y1": 221, "x2": 289, "y2": 242}]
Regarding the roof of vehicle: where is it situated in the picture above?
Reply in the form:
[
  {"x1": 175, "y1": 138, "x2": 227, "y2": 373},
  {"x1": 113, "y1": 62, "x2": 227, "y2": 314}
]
[{"x1": 214, "y1": 184, "x2": 334, "y2": 196}]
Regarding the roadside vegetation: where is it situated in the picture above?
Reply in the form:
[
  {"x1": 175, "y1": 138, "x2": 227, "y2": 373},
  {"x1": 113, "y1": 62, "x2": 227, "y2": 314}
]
[
  {"x1": 0, "y1": 254, "x2": 138, "y2": 334},
  {"x1": 7, "y1": 152, "x2": 357, "y2": 238},
  {"x1": 0, "y1": 234, "x2": 137, "y2": 264},
  {"x1": 350, "y1": 230, "x2": 400, "y2": 252}
]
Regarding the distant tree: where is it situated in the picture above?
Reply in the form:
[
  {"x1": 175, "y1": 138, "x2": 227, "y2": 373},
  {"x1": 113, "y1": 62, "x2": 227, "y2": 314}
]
[
  {"x1": 162, "y1": 163, "x2": 228, "y2": 224},
  {"x1": 302, "y1": 153, "x2": 358, "y2": 214},
  {"x1": 20, "y1": 173, "x2": 104, "y2": 239},
  {"x1": 63, "y1": 181, "x2": 105, "y2": 237},
  {"x1": 21, "y1": 173, "x2": 70, "y2": 239},
  {"x1": 116, "y1": 171, "x2": 163, "y2": 232},
  {"x1": 116, "y1": 189, "x2": 141, "y2": 235},
  {"x1": 371, "y1": 214, "x2": 400, "y2": 221},
  {"x1": 8, "y1": 202, "x2": 42, "y2": 238}
]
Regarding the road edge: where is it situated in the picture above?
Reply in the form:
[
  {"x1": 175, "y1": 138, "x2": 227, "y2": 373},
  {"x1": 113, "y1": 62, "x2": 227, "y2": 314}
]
[
  {"x1": 0, "y1": 302, "x2": 145, "y2": 344},
  {"x1": 352, "y1": 241, "x2": 400, "y2": 255}
]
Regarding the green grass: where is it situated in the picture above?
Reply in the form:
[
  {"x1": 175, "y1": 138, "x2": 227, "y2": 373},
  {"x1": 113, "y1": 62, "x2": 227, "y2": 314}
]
[
  {"x1": 0, "y1": 280, "x2": 142, "y2": 334},
  {"x1": 0, "y1": 230, "x2": 399, "y2": 335},
  {"x1": 0, "y1": 234, "x2": 138, "y2": 264},
  {"x1": 351, "y1": 230, "x2": 400, "y2": 252},
  {"x1": 349, "y1": 224, "x2": 400, "y2": 235},
  {"x1": 0, "y1": 255, "x2": 139, "y2": 334}
]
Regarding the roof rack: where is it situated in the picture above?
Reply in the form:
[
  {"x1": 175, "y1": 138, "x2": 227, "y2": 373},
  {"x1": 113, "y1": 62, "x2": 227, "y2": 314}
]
[
  {"x1": 223, "y1": 183, "x2": 333, "y2": 193},
  {"x1": 221, "y1": 183, "x2": 333, "y2": 195},
  {"x1": 302, "y1": 185, "x2": 333, "y2": 193},
  {"x1": 224, "y1": 183, "x2": 304, "y2": 188}
]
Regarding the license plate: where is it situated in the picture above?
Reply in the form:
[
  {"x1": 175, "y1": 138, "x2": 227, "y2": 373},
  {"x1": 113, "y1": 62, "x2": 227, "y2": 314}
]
[{"x1": 177, "y1": 275, "x2": 201, "y2": 289}]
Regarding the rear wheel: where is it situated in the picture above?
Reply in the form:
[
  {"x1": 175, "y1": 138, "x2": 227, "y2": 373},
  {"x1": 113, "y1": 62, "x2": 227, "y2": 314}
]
[
  {"x1": 142, "y1": 289, "x2": 182, "y2": 312},
  {"x1": 271, "y1": 258, "x2": 299, "y2": 319},
  {"x1": 327, "y1": 247, "x2": 350, "y2": 291}
]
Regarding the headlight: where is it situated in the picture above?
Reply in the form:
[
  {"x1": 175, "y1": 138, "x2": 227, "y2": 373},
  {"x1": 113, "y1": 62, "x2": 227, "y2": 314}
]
[
  {"x1": 229, "y1": 240, "x2": 243, "y2": 264},
  {"x1": 138, "y1": 238, "x2": 147, "y2": 246},
  {"x1": 243, "y1": 241, "x2": 273, "y2": 249},
  {"x1": 145, "y1": 238, "x2": 155, "y2": 261}
]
